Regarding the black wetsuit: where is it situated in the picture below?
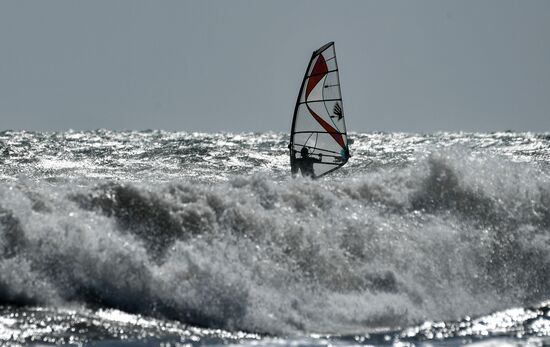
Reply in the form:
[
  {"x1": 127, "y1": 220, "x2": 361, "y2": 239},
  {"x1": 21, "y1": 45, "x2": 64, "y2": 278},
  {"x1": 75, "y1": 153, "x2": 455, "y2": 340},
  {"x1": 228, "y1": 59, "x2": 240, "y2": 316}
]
[{"x1": 292, "y1": 157, "x2": 321, "y2": 177}]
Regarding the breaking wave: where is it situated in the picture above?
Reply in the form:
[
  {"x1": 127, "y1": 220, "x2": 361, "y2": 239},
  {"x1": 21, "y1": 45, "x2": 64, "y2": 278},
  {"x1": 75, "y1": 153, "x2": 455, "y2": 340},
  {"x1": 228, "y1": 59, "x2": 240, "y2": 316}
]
[{"x1": 1, "y1": 148, "x2": 549, "y2": 335}]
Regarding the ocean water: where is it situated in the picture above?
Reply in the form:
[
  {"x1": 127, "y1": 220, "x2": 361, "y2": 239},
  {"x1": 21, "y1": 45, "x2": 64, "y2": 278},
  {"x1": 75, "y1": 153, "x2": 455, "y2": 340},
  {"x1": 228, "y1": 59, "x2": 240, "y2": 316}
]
[{"x1": 0, "y1": 130, "x2": 549, "y2": 346}]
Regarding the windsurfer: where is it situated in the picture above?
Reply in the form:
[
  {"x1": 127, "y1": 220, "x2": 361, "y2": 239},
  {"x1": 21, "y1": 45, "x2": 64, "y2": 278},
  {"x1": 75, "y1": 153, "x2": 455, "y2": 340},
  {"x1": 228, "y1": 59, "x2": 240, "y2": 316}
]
[{"x1": 292, "y1": 146, "x2": 321, "y2": 177}]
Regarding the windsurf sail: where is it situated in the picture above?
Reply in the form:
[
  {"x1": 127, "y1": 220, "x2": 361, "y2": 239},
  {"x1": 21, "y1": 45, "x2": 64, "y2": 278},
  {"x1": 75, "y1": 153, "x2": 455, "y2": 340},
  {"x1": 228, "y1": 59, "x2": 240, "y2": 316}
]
[{"x1": 289, "y1": 42, "x2": 350, "y2": 178}]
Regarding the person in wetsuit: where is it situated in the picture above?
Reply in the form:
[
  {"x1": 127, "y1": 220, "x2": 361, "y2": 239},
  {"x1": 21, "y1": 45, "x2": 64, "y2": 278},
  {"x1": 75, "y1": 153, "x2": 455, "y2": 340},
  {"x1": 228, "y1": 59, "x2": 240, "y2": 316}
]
[{"x1": 292, "y1": 146, "x2": 321, "y2": 177}]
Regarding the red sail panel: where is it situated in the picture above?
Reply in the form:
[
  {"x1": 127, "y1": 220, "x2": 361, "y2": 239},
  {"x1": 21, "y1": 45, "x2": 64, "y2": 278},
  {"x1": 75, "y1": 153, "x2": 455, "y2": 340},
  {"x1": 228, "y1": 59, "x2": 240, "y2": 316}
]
[{"x1": 305, "y1": 54, "x2": 328, "y2": 99}]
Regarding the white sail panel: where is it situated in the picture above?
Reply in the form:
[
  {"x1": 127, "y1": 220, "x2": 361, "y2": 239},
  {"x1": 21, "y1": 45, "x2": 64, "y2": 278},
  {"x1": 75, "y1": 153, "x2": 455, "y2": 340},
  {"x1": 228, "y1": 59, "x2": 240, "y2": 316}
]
[
  {"x1": 299, "y1": 71, "x2": 341, "y2": 104},
  {"x1": 304, "y1": 74, "x2": 328, "y2": 102},
  {"x1": 293, "y1": 107, "x2": 327, "y2": 133}
]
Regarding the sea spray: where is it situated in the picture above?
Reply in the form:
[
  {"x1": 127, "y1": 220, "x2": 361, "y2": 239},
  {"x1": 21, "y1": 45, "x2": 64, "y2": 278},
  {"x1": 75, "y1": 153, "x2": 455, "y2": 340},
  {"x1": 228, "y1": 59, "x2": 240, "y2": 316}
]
[{"x1": 0, "y1": 131, "x2": 549, "y2": 345}]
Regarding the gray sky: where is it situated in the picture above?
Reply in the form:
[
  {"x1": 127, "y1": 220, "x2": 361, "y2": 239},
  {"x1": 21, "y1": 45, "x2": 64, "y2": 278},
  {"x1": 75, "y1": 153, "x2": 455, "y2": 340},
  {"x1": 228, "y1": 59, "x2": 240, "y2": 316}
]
[{"x1": 1, "y1": 0, "x2": 549, "y2": 132}]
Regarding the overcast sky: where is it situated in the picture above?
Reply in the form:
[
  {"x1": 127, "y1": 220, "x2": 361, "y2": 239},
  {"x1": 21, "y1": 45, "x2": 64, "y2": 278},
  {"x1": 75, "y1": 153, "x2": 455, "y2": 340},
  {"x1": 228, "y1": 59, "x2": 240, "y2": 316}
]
[{"x1": 1, "y1": 0, "x2": 549, "y2": 132}]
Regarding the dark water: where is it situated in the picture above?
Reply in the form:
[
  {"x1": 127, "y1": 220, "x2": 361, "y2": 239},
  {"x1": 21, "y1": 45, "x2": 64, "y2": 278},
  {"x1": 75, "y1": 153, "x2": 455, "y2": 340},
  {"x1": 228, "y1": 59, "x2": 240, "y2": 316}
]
[{"x1": 0, "y1": 130, "x2": 549, "y2": 346}]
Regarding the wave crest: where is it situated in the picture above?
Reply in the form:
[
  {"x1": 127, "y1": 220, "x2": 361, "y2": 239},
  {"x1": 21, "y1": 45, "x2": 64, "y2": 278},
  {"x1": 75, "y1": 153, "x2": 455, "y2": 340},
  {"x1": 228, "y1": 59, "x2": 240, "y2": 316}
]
[{"x1": 1, "y1": 149, "x2": 549, "y2": 334}]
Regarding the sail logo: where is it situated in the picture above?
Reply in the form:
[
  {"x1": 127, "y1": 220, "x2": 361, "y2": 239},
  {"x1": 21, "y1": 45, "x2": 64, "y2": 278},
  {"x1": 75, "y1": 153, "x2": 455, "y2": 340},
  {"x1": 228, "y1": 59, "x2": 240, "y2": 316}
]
[{"x1": 332, "y1": 102, "x2": 343, "y2": 120}]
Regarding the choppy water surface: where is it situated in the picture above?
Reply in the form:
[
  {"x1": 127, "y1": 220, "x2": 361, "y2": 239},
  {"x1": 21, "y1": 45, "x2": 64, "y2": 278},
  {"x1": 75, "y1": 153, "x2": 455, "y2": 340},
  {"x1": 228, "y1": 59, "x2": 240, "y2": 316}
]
[{"x1": 0, "y1": 130, "x2": 549, "y2": 346}]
